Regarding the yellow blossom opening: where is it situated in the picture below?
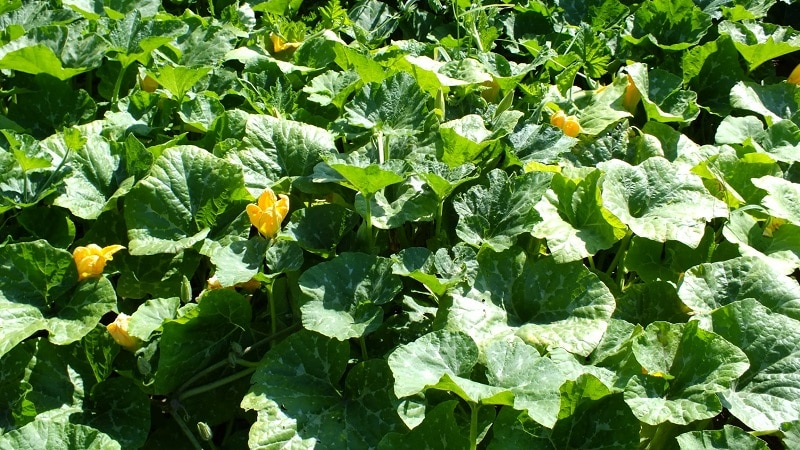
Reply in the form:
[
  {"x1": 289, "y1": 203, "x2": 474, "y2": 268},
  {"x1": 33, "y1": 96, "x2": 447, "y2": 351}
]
[
  {"x1": 72, "y1": 244, "x2": 125, "y2": 281},
  {"x1": 247, "y1": 188, "x2": 290, "y2": 238},
  {"x1": 789, "y1": 63, "x2": 800, "y2": 85},
  {"x1": 622, "y1": 73, "x2": 641, "y2": 113},
  {"x1": 107, "y1": 313, "x2": 142, "y2": 352}
]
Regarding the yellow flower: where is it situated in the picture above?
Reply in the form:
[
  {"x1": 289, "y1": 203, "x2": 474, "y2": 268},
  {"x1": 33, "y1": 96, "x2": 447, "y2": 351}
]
[
  {"x1": 247, "y1": 188, "x2": 290, "y2": 238},
  {"x1": 107, "y1": 313, "x2": 142, "y2": 352},
  {"x1": 622, "y1": 73, "x2": 641, "y2": 113},
  {"x1": 72, "y1": 244, "x2": 125, "y2": 281},
  {"x1": 789, "y1": 63, "x2": 800, "y2": 85}
]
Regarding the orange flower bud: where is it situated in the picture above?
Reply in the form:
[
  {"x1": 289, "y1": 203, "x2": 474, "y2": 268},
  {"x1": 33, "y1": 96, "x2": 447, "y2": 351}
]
[
  {"x1": 562, "y1": 115, "x2": 581, "y2": 137},
  {"x1": 247, "y1": 188, "x2": 290, "y2": 238},
  {"x1": 72, "y1": 244, "x2": 125, "y2": 281},
  {"x1": 550, "y1": 110, "x2": 567, "y2": 128}
]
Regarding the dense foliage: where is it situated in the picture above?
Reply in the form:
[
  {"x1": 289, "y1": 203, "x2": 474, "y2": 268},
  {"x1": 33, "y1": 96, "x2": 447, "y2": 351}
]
[{"x1": 2, "y1": 0, "x2": 800, "y2": 448}]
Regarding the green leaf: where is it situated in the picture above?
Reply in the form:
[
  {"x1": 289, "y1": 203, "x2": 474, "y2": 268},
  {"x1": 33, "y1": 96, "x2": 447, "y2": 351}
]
[
  {"x1": 79, "y1": 377, "x2": 151, "y2": 449},
  {"x1": 284, "y1": 204, "x2": 359, "y2": 257},
  {"x1": 104, "y1": 11, "x2": 187, "y2": 68},
  {"x1": 677, "y1": 425, "x2": 769, "y2": 449},
  {"x1": 624, "y1": 228, "x2": 715, "y2": 284},
  {"x1": 600, "y1": 157, "x2": 728, "y2": 248},
  {"x1": 17, "y1": 206, "x2": 75, "y2": 248},
  {"x1": 127, "y1": 297, "x2": 181, "y2": 342},
  {"x1": 339, "y1": 71, "x2": 430, "y2": 137},
  {"x1": 693, "y1": 147, "x2": 780, "y2": 207},
  {"x1": 45, "y1": 129, "x2": 127, "y2": 220},
  {"x1": 709, "y1": 299, "x2": 800, "y2": 431},
  {"x1": 730, "y1": 81, "x2": 800, "y2": 123},
  {"x1": 298, "y1": 252, "x2": 402, "y2": 340},
  {"x1": 410, "y1": 160, "x2": 477, "y2": 201},
  {"x1": 124, "y1": 145, "x2": 251, "y2": 255},
  {"x1": 378, "y1": 401, "x2": 469, "y2": 450},
  {"x1": 154, "y1": 289, "x2": 251, "y2": 394},
  {"x1": 453, "y1": 169, "x2": 552, "y2": 251},
  {"x1": 626, "y1": 63, "x2": 700, "y2": 124},
  {"x1": 719, "y1": 20, "x2": 800, "y2": 72},
  {"x1": 439, "y1": 114, "x2": 504, "y2": 167},
  {"x1": 533, "y1": 169, "x2": 627, "y2": 263},
  {"x1": 484, "y1": 337, "x2": 572, "y2": 428},
  {"x1": 355, "y1": 179, "x2": 439, "y2": 229},
  {"x1": 324, "y1": 157, "x2": 407, "y2": 197},
  {"x1": 489, "y1": 374, "x2": 640, "y2": 450},
  {"x1": 0, "y1": 240, "x2": 116, "y2": 354},
  {"x1": 265, "y1": 239, "x2": 304, "y2": 273},
  {"x1": 513, "y1": 256, "x2": 616, "y2": 356},
  {"x1": 678, "y1": 256, "x2": 800, "y2": 319},
  {"x1": 623, "y1": 0, "x2": 712, "y2": 50},
  {"x1": 614, "y1": 281, "x2": 689, "y2": 326},
  {"x1": 150, "y1": 65, "x2": 210, "y2": 100},
  {"x1": 756, "y1": 120, "x2": 800, "y2": 163},
  {"x1": 623, "y1": 321, "x2": 749, "y2": 426},
  {"x1": 682, "y1": 35, "x2": 745, "y2": 115},
  {"x1": 0, "y1": 420, "x2": 120, "y2": 450},
  {"x1": 242, "y1": 331, "x2": 403, "y2": 450},
  {"x1": 507, "y1": 120, "x2": 576, "y2": 165},
  {"x1": 0, "y1": 25, "x2": 106, "y2": 80},
  {"x1": 388, "y1": 329, "x2": 510, "y2": 404},
  {"x1": 303, "y1": 70, "x2": 361, "y2": 109},
  {"x1": 116, "y1": 251, "x2": 201, "y2": 299},
  {"x1": 723, "y1": 208, "x2": 800, "y2": 275},
  {"x1": 752, "y1": 175, "x2": 800, "y2": 224},
  {"x1": 202, "y1": 237, "x2": 268, "y2": 287},
  {"x1": 570, "y1": 77, "x2": 633, "y2": 135}
]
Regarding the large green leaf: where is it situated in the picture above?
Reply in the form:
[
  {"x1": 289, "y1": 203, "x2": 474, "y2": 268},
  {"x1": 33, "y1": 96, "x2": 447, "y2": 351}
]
[
  {"x1": 124, "y1": 145, "x2": 251, "y2": 255},
  {"x1": 354, "y1": 179, "x2": 439, "y2": 229},
  {"x1": 723, "y1": 208, "x2": 800, "y2": 275},
  {"x1": 284, "y1": 204, "x2": 360, "y2": 257},
  {"x1": 339, "y1": 71, "x2": 431, "y2": 138},
  {"x1": 730, "y1": 81, "x2": 800, "y2": 123},
  {"x1": 0, "y1": 25, "x2": 106, "y2": 80},
  {"x1": 623, "y1": 321, "x2": 749, "y2": 425},
  {"x1": 678, "y1": 256, "x2": 800, "y2": 320},
  {"x1": 377, "y1": 401, "x2": 469, "y2": 450},
  {"x1": 533, "y1": 169, "x2": 627, "y2": 263},
  {"x1": 513, "y1": 256, "x2": 616, "y2": 356},
  {"x1": 103, "y1": 10, "x2": 187, "y2": 68},
  {"x1": 0, "y1": 240, "x2": 116, "y2": 355},
  {"x1": 709, "y1": 299, "x2": 800, "y2": 431},
  {"x1": 298, "y1": 252, "x2": 402, "y2": 340},
  {"x1": 453, "y1": 169, "x2": 552, "y2": 251},
  {"x1": 600, "y1": 157, "x2": 728, "y2": 248},
  {"x1": 488, "y1": 374, "x2": 639, "y2": 449},
  {"x1": 624, "y1": 228, "x2": 715, "y2": 284},
  {"x1": 321, "y1": 155, "x2": 407, "y2": 197},
  {"x1": 483, "y1": 337, "x2": 573, "y2": 428},
  {"x1": 719, "y1": 20, "x2": 800, "y2": 72},
  {"x1": 153, "y1": 290, "x2": 251, "y2": 394},
  {"x1": 682, "y1": 35, "x2": 746, "y2": 115},
  {"x1": 242, "y1": 331, "x2": 403, "y2": 450},
  {"x1": 676, "y1": 425, "x2": 769, "y2": 449},
  {"x1": 623, "y1": 0, "x2": 712, "y2": 50},
  {"x1": 751, "y1": 175, "x2": 800, "y2": 224},
  {"x1": 77, "y1": 377, "x2": 151, "y2": 449},
  {"x1": 387, "y1": 329, "x2": 511, "y2": 405},
  {"x1": 0, "y1": 420, "x2": 120, "y2": 450},
  {"x1": 625, "y1": 63, "x2": 700, "y2": 124}
]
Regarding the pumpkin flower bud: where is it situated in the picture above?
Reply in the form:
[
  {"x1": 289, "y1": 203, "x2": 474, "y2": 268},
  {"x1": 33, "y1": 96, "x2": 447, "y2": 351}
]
[
  {"x1": 107, "y1": 313, "x2": 142, "y2": 352},
  {"x1": 622, "y1": 73, "x2": 641, "y2": 112},
  {"x1": 247, "y1": 188, "x2": 290, "y2": 239},
  {"x1": 73, "y1": 244, "x2": 125, "y2": 281},
  {"x1": 789, "y1": 63, "x2": 800, "y2": 85},
  {"x1": 269, "y1": 32, "x2": 301, "y2": 55},
  {"x1": 550, "y1": 110, "x2": 567, "y2": 128},
  {"x1": 562, "y1": 115, "x2": 581, "y2": 137}
]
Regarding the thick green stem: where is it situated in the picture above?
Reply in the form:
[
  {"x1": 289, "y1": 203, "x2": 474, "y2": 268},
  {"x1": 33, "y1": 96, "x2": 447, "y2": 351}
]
[
  {"x1": 435, "y1": 199, "x2": 445, "y2": 241},
  {"x1": 112, "y1": 63, "x2": 131, "y2": 104},
  {"x1": 606, "y1": 230, "x2": 633, "y2": 284},
  {"x1": 169, "y1": 408, "x2": 204, "y2": 450},
  {"x1": 358, "y1": 336, "x2": 368, "y2": 361},
  {"x1": 178, "y1": 366, "x2": 257, "y2": 402},
  {"x1": 469, "y1": 402, "x2": 479, "y2": 450},
  {"x1": 364, "y1": 194, "x2": 376, "y2": 253}
]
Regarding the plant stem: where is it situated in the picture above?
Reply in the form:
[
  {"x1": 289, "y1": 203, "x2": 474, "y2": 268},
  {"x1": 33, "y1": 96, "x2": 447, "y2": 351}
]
[
  {"x1": 469, "y1": 402, "x2": 479, "y2": 450},
  {"x1": 358, "y1": 336, "x2": 368, "y2": 361},
  {"x1": 178, "y1": 366, "x2": 257, "y2": 402},
  {"x1": 177, "y1": 324, "x2": 300, "y2": 393},
  {"x1": 435, "y1": 199, "x2": 445, "y2": 241},
  {"x1": 169, "y1": 408, "x2": 204, "y2": 450},
  {"x1": 363, "y1": 194, "x2": 376, "y2": 253},
  {"x1": 606, "y1": 229, "x2": 633, "y2": 282},
  {"x1": 112, "y1": 63, "x2": 131, "y2": 104}
]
